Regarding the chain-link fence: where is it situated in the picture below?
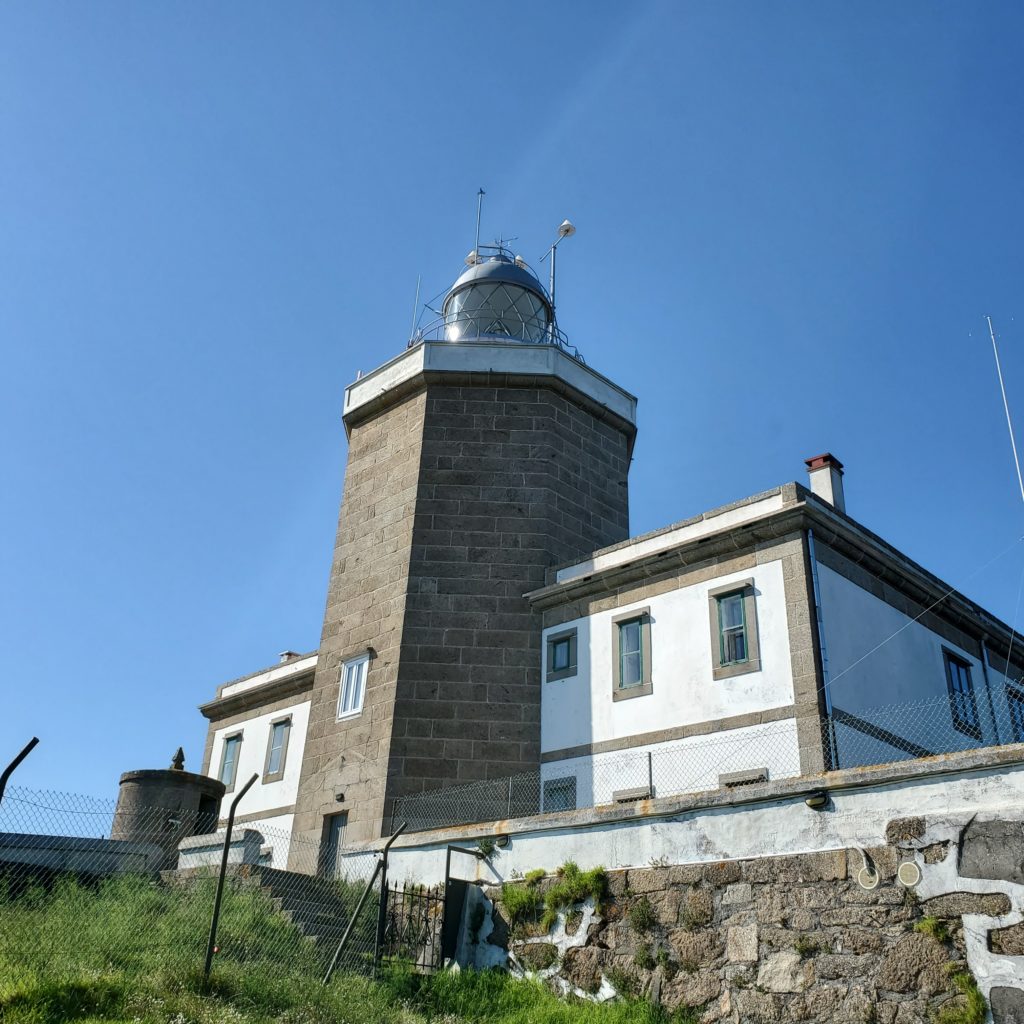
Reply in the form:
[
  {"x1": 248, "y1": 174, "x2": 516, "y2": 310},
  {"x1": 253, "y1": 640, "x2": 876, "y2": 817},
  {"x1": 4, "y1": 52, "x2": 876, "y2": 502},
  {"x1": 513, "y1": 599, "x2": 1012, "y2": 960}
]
[
  {"x1": 0, "y1": 785, "x2": 383, "y2": 991},
  {"x1": 393, "y1": 690, "x2": 1024, "y2": 833}
]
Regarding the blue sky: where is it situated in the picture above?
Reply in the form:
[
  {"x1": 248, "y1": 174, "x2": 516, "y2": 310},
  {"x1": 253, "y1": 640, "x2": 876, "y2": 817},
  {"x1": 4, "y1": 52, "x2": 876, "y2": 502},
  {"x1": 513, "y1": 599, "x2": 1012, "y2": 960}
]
[{"x1": 3, "y1": 2, "x2": 1024, "y2": 797}]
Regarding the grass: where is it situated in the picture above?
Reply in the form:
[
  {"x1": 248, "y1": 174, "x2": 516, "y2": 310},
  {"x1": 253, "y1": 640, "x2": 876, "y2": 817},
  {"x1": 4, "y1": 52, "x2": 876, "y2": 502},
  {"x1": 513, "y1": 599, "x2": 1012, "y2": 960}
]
[
  {"x1": 0, "y1": 872, "x2": 683, "y2": 1024},
  {"x1": 540, "y1": 862, "x2": 607, "y2": 932},
  {"x1": 934, "y1": 968, "x2": 986, "y2": 1024},
  {"x1": 914, "y1": 916, "x2": 951, "y2": 944}
]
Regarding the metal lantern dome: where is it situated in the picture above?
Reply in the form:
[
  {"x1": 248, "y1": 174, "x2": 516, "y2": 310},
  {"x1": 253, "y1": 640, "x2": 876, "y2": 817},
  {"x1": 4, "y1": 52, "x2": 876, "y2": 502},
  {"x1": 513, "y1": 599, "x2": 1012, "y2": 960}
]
[{"x1": 442, "y1": 250, "x2": 552, "y2": 344}]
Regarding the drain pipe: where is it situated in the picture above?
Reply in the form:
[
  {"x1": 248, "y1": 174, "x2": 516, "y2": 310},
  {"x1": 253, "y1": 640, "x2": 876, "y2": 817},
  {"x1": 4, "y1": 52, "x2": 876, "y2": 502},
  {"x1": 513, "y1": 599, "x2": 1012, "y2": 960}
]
[{"x1": 807, "y1": 530, "x2": 838, "y2": 769}]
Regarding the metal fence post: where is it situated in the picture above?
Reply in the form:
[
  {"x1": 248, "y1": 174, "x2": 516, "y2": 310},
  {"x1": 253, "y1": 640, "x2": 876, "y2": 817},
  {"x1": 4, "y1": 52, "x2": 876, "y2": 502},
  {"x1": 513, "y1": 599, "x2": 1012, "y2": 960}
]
[
  {"x1": 372, "y1": 822, "x2": 407, "y2": 976},
  {"x1": 202, "y1": 772, "x2": 258, "y2": 989},
  {"x1": 0, "y1": 737, "x2": 39, "y2": 806}
]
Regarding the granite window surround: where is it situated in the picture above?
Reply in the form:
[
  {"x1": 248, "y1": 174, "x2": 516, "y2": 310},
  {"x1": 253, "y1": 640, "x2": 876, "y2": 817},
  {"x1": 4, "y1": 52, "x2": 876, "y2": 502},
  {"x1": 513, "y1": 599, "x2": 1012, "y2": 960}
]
[
  {"x1": 943, "y1": 648, "x2": 981, "y2": 740},
  {"x1": 708, "y1": 579, "x2": 762, "y2": 680},
  {"x1": 546, "y1": 627, "x2": 578, "y2": 682},
  {"x1": 612, "y1": 607, "x2": 652, "y2": 701},
  {"x1": 219, "y1": 732, "x2": 243, "y2": 793},
  {"x1": 262, "y1": 715, "x2": 292, "y2": 784}
]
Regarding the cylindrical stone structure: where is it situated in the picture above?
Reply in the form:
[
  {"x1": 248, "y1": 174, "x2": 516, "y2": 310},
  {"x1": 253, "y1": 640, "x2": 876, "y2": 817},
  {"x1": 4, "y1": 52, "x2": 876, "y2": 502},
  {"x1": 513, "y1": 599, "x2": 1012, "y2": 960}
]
[{"x1": 112, "y1": 768, "x2": 225, "y2": 870}]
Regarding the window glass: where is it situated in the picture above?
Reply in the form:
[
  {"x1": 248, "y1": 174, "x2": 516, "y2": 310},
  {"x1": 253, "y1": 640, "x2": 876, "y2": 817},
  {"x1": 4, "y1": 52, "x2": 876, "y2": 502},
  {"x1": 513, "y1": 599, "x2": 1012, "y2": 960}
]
[
  {"x1": 220, "y1": 735, "x2": 241, "y2": 786},
  {"x1": 619, "y1": 619, "x2": 643, "y2": 687},
  {"x1": 267, "y1": 721, "x2": 287, "y2": 775},
  {"x1": 552, "y1": 638, "x2": 571, "y2": 671},
  {"x1": 543, "y1": 776, "x2": 577, "y2": 812},
  {"x1": 945, "y1": 652, "x2": 980, "y2": 736},
  {"x1": 719, "y1": 593, "x2": 747, "y2": 664},
  {"x1": 338, "y1": 655, "x2": 369, "y2": 718}
]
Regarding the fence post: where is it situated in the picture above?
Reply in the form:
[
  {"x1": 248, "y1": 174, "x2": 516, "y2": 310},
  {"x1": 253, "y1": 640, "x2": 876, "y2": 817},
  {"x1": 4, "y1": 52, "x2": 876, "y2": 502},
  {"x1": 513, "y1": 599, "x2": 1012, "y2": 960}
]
[
  {"x1": 372, "y1": 822, "x2": 407, "y2": 976},
  {"x1": 202, "y1": 772, "x2": 258, "y2": 989},
  {"x1": 506, "y1": 777, "x2": 513, "y2": 818},
  {"x1": 0, "y1": 737, "x2": 39, "y2": 806}
]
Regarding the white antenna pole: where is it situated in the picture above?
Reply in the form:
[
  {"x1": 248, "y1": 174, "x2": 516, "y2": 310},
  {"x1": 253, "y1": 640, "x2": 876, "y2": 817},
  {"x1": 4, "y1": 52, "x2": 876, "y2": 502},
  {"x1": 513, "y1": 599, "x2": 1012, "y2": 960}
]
[
  {"x1": 988, "y1": 316, "x2": 1024, "y2": 505},
  {"x1": 409, "y1": 274, "x2": 421, "y2": 341},
  {"x1": 474, "y1": 189, "x2": 485, "y2": 259}
]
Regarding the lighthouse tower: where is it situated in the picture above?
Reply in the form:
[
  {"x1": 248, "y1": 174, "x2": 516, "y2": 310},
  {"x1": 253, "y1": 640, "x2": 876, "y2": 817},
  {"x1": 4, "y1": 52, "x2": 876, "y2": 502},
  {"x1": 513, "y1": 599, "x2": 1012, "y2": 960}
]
[{"x1": 289, "y1": 233, "x2": 638, "y2": 858}]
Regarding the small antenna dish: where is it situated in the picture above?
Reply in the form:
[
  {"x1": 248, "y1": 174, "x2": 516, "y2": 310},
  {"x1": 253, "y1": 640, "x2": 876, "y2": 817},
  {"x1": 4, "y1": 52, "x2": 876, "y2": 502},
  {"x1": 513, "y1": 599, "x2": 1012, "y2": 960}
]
[
  {"x1": 514, "y1": 255, "x2": 527, "y2": 269},
  {"x1": 465, "y1": 250, "x2": 478, "y2": 266},
  {"x1": 557, "y1": 219, "x2": 576, "y2": 239}
]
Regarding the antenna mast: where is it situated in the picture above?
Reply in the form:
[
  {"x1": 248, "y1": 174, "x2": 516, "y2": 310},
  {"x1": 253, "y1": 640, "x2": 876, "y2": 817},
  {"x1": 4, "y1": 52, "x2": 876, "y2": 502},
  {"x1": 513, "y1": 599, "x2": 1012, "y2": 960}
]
[
  {"x1": 409, "y1": 274, "x2": 421, "y2": 342},
  {"x1": 987, "y1": 316, "x2": 1024, "y2": 505},
  {"x1": 474, "y1": 189, "x2": 485, "y2": 260}
]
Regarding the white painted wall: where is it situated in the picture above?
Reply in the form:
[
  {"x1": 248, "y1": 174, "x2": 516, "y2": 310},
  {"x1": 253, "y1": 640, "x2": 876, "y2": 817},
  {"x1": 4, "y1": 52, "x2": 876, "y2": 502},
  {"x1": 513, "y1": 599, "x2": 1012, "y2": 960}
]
[
  {"x1": 815, "y1": 564, "x2": 1003, "y2": 762},
  {"x1": 208, "y1": 700, "x2": 311, "y2": 822},
  {"x1": 540, "y1": 718, "x2": 801, "y2": 809},
  {"x1": 343, "y1": 759, "x2": 1024, "y2": 886},
  {"x1": 541, "y1": 561, "x2": 794, "y2": 756}
]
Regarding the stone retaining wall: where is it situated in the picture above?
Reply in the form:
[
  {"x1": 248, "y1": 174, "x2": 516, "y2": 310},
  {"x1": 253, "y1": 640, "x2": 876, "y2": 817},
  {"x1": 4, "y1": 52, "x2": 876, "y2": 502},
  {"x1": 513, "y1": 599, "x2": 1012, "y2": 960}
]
[{"x1": 481, "y1": 815, "x2": 1024, "y2": 1023}]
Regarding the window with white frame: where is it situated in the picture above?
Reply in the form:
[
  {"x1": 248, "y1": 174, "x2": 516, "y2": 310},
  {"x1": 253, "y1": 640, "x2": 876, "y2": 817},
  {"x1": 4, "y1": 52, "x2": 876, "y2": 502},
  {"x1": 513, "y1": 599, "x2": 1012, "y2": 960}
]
[{"x1": 338, "y1": 653, "x2": 369, "y2": 719}]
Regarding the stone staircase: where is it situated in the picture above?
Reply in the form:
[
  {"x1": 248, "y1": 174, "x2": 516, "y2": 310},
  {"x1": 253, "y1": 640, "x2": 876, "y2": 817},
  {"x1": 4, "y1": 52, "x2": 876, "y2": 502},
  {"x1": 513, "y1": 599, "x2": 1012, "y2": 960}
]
[{"x1": 248, "y1": 866, "x2": 374, "y2": 949}]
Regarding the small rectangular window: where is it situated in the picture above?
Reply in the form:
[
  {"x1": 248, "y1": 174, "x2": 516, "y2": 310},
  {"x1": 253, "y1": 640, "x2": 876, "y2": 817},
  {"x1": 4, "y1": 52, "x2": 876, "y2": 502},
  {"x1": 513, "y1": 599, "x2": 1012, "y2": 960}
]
[
  {"x1": 338, "y1": 653, "x2": 369, "y2": 719},
  {"x1": 709, "y1": 580, "x2": 761, "y2": 680},
  {"x1": 611, "y1": 608, "x2": 652, "y2": 700},
  {"x1": 263, "y1": 716, "x2": 291, "y2": 783},
  {"x1": 542, "y1": 776, "x2": 577, "y2": 813},
  {"x1": 718, "y1": 593, "x2": 747, "y2": 664},
  {"x1": 1007, "y1": 687, "x2": 1024, "y2": 743},
  {"x1": 945, "y1": 650, "x2": 981, "y2": 739},
  {"x1": 546, "y1": 628, "x2": 578, "y2": 682},
  {"x1": 219, "y1": 733, "x2": 242, "y2": 790},
  {"x1": 619, "y1": 619, "x2": 643, "y2": 687}
]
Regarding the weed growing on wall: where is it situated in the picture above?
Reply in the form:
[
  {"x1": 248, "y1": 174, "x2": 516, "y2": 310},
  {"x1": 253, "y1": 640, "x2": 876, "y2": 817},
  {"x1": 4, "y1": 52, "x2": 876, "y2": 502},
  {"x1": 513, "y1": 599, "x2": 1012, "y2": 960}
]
[
  {"x1": 627, "y1": 895, "x2": 656, "y2": 933},
  {"x1": 540, "y1": 862, "x2": 607, "y2": 932},
  {"x1": 936, "y1": 967, "x2": 986, "y2": 1024}
]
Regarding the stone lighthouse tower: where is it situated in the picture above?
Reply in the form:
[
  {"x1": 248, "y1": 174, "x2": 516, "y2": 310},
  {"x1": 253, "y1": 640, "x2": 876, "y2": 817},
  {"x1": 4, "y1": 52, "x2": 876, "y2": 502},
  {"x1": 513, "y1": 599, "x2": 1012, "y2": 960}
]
[{"x1": 289, "y1": 232, "x2": 637, "y2": 859}]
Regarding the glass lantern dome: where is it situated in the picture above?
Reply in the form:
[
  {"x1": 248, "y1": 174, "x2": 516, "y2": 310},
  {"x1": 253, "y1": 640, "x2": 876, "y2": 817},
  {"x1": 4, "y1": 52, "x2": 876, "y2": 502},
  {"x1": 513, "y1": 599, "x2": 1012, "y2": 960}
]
[{"x1": 442, "y1": 252, "x2": 552, "y2": 344}]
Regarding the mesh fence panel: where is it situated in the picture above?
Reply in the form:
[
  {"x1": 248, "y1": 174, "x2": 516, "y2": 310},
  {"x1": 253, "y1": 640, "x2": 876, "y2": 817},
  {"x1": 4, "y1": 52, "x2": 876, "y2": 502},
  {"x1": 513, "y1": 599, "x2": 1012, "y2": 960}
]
[
  {"x1": 0, "y1": 786, "x2": 382, "y2": 986},
  {"x1": 393, "y1": 691, "x2": 1024, "y2": 833}
]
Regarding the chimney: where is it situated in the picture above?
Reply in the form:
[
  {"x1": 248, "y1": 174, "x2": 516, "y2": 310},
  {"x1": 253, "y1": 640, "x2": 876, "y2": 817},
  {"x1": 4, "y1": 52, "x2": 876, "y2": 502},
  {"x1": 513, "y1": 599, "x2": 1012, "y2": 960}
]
[
  {"x1": 278, "y1": 650, "x2": 300, "y2": 664},
  {"x1": 805, "y1": 453, "x2": 846, "y2": 514}
]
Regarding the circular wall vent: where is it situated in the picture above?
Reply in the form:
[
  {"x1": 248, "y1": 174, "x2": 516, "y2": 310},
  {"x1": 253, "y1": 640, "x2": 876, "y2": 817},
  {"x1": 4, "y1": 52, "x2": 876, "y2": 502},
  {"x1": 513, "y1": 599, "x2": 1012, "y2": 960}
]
[
  {"x1": 897, "y1": 861, "x2": 922, "y2": 887},
  {"x1": 856, "y1": 867, "x2": 880, "y2": 890}
]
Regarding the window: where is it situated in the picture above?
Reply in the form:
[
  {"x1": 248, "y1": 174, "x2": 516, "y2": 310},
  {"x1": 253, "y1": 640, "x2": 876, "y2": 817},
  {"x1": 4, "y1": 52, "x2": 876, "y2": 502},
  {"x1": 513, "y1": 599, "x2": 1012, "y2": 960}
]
[
  {"x1": 546, "y1": 628, "x2": 577, "y2": 682},
  {"x1": 1008, "y1": 687, "x2": 1024, "y2": 743},
  {"x1": 709, "y1": 580, "x2": 761, "y2": 680},
  {"x1": 944, "y1": 650, "x2": 981, "y2": 739},
  {"x1": 338, "y1": 653, "x2": 369, "y2": 719},
  {"x1": 219, "y1": 733, "x2": 242, "y2": 791},
  {"x1": 611, "y1": 608, "x2": 652, "y2": 699},
  {"x1": 542, "y1": 776, "x2": 577, "y2": 812},
  {"x1": 263, "y1": 716, "x2": 292, "y2": 783}
]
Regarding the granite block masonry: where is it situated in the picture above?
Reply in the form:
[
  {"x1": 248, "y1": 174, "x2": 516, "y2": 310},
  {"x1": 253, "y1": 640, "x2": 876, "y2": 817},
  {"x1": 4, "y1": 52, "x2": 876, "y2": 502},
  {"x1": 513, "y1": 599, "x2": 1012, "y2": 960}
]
[
  {"x1": 482, "y1": 814, "x2": 1024, "y2": 1022},
  {"x1": 288, "y1": 351, "x2": 637, "y2": 858}
]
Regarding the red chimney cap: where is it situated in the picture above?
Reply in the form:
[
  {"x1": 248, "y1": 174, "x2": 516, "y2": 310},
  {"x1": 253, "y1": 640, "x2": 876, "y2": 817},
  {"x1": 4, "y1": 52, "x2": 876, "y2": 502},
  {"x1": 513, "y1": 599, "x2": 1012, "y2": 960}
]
[{"x1": 805, "y1": 453, "x2": 844, "y2": 472}]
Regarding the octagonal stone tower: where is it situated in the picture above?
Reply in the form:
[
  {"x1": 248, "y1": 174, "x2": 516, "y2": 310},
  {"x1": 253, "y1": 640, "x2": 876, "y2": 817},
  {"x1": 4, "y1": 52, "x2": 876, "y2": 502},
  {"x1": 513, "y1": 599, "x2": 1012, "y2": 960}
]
[{"x1": 289, "y1": 245, "x2": 637, "y2": 856}]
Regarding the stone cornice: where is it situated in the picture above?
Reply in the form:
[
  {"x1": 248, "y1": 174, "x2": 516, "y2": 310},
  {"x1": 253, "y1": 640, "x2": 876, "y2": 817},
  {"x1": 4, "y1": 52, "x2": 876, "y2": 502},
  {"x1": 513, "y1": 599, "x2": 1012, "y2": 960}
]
[
  {"x1": 341, "y1": 342, "x2": 638, "y2": 456},
  {"x1": 199, "y1": 667, "x2": 315, "y2": 722}
]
